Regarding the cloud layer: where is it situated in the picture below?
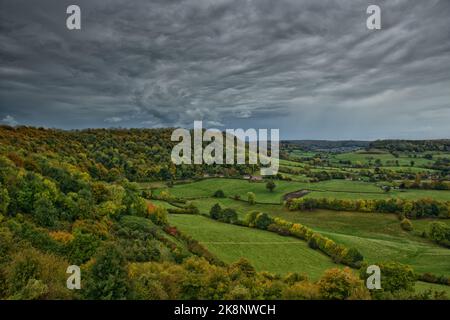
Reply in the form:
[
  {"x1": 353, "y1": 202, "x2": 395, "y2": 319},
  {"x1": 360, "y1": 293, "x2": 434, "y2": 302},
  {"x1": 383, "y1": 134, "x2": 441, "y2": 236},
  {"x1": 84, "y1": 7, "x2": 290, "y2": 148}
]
[{"x1": 0, "y1": 0, "x2": 449, "y2": 139}]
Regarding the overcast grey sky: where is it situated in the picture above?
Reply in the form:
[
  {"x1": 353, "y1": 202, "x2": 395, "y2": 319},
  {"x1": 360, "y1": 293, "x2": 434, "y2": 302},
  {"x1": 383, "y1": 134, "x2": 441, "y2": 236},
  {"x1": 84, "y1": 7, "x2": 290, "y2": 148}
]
[{"x1": 0, "y1": 0, "x2": 449, "y2": 140}]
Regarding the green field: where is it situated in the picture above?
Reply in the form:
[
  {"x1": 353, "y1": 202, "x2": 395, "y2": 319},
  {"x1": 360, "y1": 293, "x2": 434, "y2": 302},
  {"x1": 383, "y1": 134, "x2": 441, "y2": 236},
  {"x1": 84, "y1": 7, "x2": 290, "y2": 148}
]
[
  {"x1": 162, "y1": 193, "x2": 450, "y2": 278},
  {"x1": 154, "y1": 178, "x2": 450, "y2": 203},
  {"x1": 157, "y1": 178, "x2": 310, "y2": 203},
  {"x1": 241, "y1": 207, "x2": 450, "y2": 276},
  {"x1": 330, "y1": 151, "x2": 437, "y2": 167},
  {"x1": 304, "y1": 189, "x2": 450, "y2": 201},
  {"x1": 415, "y1": 282, "x2": 450, "y2": 296},
  {"x1": 155, "y1": 152, "x2": 450, "y2": 287},
  {"x1": 168, "y1": 214, "x2": 339, "y2": 279},
  {"x1": 156, "y1": 176, "x2": 450, "y2": 278}
]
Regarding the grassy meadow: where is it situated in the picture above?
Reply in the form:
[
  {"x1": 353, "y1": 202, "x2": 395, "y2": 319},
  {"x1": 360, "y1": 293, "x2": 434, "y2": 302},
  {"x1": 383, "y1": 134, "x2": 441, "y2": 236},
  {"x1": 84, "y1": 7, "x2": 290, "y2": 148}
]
[
  {"x1": 155, "y1": 177, "x2": 450, "y2": 202},
  {"x1": 150, "y1": 149, "x2": 450, "y2": 283},
  {"x1": 168, "y1": 214, "x2": 339, "y2": 279}
]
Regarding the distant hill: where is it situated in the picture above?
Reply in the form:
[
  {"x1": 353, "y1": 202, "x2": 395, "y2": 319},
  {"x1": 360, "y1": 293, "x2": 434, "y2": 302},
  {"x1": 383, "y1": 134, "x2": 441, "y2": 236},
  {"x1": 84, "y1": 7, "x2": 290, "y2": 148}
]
[
  {"x1": 282, "y1": 139, "x2": 450, "y2": 152},
  {"x1": 369, "y1": 140, "x2": 450, "y2": 152},
  {"x1": 281, "y1": 140, "x2": 370, "y2": 152}
]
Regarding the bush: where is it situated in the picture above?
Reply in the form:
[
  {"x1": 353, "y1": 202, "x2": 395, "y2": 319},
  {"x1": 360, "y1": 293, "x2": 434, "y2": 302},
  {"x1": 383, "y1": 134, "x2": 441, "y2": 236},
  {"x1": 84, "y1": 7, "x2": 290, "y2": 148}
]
[
  {"x1": 266, "y1": 181, "x2": 276, "y2": 192},
  {"x1": 318, "y1": 268, "x2": 369, "y2": 300},
  {"x1": 254, "y1": 213, "x2": 272, "y2": 230},
  {"x1": 283, "y1": 282, "x2": 320, "y2": 300},
  {"x1": 0, "y1": 185, "x2": 10, "y2": 215},
  {"x1": 343, "y1": 248, "x2": 364, "y2": 267},
  {"x1": 213, "y1": 190, "x2": 225, "y2": 198},
  {"x1": 400, "y1": 218, "x2": 413, "y2": 231},
  {"x1": 267, "y1": 224, "x2": 290, "y2": 236},
  {"x1": 209, "y1": 203, "x2": 222, "y2": 220},
  {"x1": 368, "y1": 261, "x2": 416, "y2": 294},
  {"x1": 228, "y1": 258, "x2": 256, "y2": 278},
  {"x1": 283, "y1": 272, "x2": 308, "y2": 285},
  {"x1": 417, "y1": 272, "x2": 450, "y2": 285},
  {"x1": 428, "y1": 222, "x2": 450, "y2": 247},
  {"x1": 286, "y1": 197, "x2": 450, "y2": 219},
  {"x1": 84, "y1": 244, "x2": 129, "y2": 299},
  {"x1": 244, "y1": 211, "x2": 259, "y2": 227},
  {"x1": 308, "y1": 237, "x2": 319, "y2": 250},
  {"x1": 247, "y1": 192, "x2": 256, "y2": 205},
  {"x1": 147, "y1": 206, "x2": 168, "y2": 226},
  {"x1": 221, "y1": 208, "x2": 238, "y2": 224}
]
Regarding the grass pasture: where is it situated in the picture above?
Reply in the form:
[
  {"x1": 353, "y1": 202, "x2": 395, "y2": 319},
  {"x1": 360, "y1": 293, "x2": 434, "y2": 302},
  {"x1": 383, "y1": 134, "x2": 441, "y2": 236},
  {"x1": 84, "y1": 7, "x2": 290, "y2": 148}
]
[
  {"x1": 168, "y1": 214, "x2": 339, "y2": 279},
  {"x1": 264, "y1": 209, "x2": 450, "y2": 276},
  {"x1": 153, "y1": 178, "x2": 450, "y2": 203},
  {"x1": 156, "y1": 158, "x2": 450, "y2": 284},
  {"x1": 164, "y1": 194, "x2": 450, "y2": 277}
]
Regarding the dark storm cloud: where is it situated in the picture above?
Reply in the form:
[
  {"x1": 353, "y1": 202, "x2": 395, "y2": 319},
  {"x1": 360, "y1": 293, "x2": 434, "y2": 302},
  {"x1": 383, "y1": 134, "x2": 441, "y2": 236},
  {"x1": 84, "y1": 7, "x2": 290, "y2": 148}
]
[{"x1": 0, "y1": 0, "x2": 449, "y2": 138}]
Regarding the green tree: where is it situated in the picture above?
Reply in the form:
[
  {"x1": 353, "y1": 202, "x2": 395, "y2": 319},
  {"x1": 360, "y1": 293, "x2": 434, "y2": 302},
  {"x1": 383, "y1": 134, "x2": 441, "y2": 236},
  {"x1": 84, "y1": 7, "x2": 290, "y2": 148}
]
[
  {"x1": 428, "y1": 222, "x2": 450, "y2": 245},
  {"x1": 8, "y1": 255, "x2": 40, "y2": 295},
  {"x1": 213, "y1": 189, "x2": 225, "y2": 198},
  {"x1": 244, "y1": 211, "x2": 259, "y2": 227},
  {"x1": 84, "y1": 244, "x2": 129, "y2": 300},
  {"x1": 375, "y1": 261, "x2": 416, "y2": 293},
  {"x1": 34, "y1": 193, "x2": 58, "y2": 227},
  {"x1": 67, "y1": 230, "x2": 100, "y2": 265},
  {"x1": 318, "y1": 267, "x2": 369, "y2": 300},
  {"x1": 254, "y1": 213, "x2": 272, "y2": 230},
  {"x1": 209, "y1": 203, "x2": 223, "y2": 220},
  {"x1": 266, "y1": 181, "x2": 276, "y2": 192},
  {"x1": 343, "y1": 248, "x2": 364, "y2": 267},
  {"x1": 148, "y1": 206, "x2": 168, "y2": 226},
  {"x1": 0, "y1": 184, "x2": 10, "y2": 215},
  {"x1": 221, "y1": 208, "x2": 238, "y2": 223},
  {"x1": 247, "y1": 192, "x2": 256, "y2": 205}
]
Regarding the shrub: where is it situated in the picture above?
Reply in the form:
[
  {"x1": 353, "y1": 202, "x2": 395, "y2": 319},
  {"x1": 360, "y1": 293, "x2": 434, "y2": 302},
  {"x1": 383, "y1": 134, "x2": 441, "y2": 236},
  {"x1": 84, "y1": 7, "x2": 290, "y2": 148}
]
[
  {"x1": 221, "y1": 208, "x2": 238, "y2": 224},
  {"x1": 318, "y1": 267, "x2": 369, "y2": 300},
  {"x1": 372, "y1": 261, "x2": 416, "y2": 293},
  {"x1": 428, "y1": 222, "x2": 450, "y2": 247},
  {"x1": 266, "y1": 181, "x2": 276, "y2": 192},
  {"x1": 4, "y1": 248, "x2": 72, "y2": 299},
  {"x1": 308, "y1": 237, "x2": 319, "y2": 250},
  {"x1": 225, "y1": 285, "x2": 252, "y2": 299},
  {"x1": 283, "y1": 272, "x2": 308, "y2": 285},
  {"x1": 267, "y1": 224, "x2": 290, "y2": 236},
  {"x1": 247, "y1": 192, "x2": 256, "y2": 205},
  {"x1": 209, "y1": 203, "x2": 222, "y2": 220},
  {"x1": 147, "y1": 206, "x2": 168, "y2": 226},
  {"x1": 84, "y1": 244, "x2": 129, "y2": 299},
  {"x1": 213, "y1": 189, "x2": 225, "y2": 198},
  {"x1": 417, "y1": 272, "x2": 450, "y2": 285},
  {"x1": 400, "y1": 218, "x2": 413, "y2": 231},
  {"x1": 283, "y1": 281, "x2": 320, "y2": 300},
  {"x1": 286, "y1": 197, "x2": 450, "y2": 219},
  {"x1": 244, "y1": 211, "x2": 260, "y2": 227},
  {"x1": 228, "y1": 258, "x2": 256, "y2": 278},
  {"x1": 343, "y1": 248, "x2": 364, "y2": 267},
  {"x1": 0, "y1": 184, "x2": 10, "y2": 215},
  {"x1": 254, "y1": 213, "x2": 272, "y2": 230}
]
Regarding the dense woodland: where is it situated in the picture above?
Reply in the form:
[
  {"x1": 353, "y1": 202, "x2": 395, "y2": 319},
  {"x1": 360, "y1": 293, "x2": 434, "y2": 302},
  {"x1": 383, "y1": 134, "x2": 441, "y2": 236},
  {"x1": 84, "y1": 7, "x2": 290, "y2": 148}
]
[
  {"x1": 369, "y1": 140, "x2": 450, "y2": 152},
  {"x1": 0, "y1": 126, "x2": 449, "y2": 300}
]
